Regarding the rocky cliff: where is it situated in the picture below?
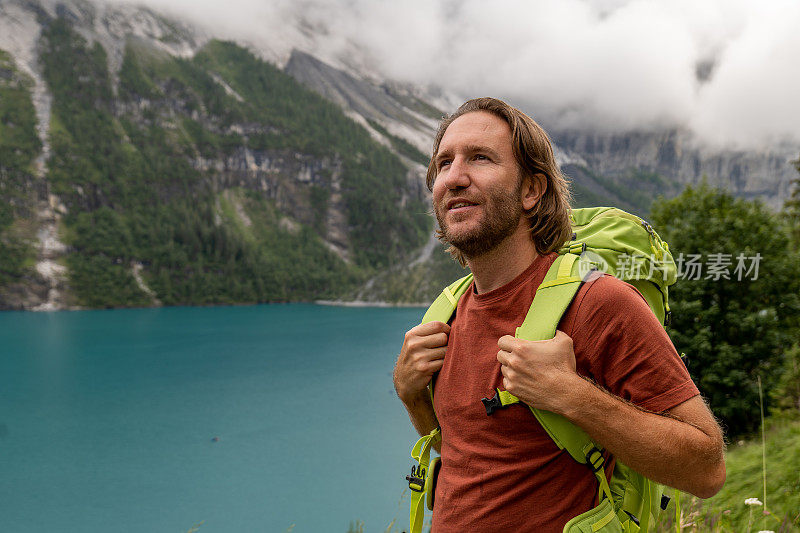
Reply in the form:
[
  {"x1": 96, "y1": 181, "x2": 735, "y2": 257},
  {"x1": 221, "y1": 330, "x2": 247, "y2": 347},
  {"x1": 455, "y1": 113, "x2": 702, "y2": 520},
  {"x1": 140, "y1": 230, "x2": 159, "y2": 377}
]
[
  {"x1": 0, "y1": 0, "x2": 797, "y2": 309},
  {"x1": 0, "y1": 0, "x2": 430, "y2": 309}
]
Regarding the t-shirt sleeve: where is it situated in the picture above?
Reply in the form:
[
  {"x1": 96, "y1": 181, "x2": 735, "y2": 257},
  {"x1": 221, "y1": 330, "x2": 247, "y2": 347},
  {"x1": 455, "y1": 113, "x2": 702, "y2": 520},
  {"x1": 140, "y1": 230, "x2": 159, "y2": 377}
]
[{"x1": 562, "y1": 275, "x2": 699, "y2": 413}]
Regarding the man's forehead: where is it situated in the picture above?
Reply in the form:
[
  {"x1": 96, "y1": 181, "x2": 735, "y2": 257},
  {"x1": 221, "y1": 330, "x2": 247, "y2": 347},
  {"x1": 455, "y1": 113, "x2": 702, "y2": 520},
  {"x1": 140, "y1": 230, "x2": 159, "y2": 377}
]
[{"x1": 439, "y1": 111, "x2": 512, "y2": 151}]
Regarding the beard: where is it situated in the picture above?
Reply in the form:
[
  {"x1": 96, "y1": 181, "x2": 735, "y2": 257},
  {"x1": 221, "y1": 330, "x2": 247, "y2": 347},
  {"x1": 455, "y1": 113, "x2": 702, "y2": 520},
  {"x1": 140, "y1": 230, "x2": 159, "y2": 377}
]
[{"x1": 435, "y1": 181, "x2": 524, "y2": 259}]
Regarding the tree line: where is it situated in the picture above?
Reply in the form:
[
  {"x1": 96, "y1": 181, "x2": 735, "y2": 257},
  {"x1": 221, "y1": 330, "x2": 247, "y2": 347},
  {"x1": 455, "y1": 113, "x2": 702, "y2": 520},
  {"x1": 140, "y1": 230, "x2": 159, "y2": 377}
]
[{"x1": 650, "y1": 165, "x2": 800, "y2": 439}]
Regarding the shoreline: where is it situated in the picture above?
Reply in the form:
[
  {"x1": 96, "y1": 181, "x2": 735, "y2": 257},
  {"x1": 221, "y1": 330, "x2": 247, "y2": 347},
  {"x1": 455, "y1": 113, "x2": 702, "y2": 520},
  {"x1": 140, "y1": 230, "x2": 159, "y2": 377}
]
[
  {"x1": 1, "y1": 299, "x2": 430, "y2": 313},
  {"x1": 314, "y1": 300, "x2": 428, "y2": 308}
]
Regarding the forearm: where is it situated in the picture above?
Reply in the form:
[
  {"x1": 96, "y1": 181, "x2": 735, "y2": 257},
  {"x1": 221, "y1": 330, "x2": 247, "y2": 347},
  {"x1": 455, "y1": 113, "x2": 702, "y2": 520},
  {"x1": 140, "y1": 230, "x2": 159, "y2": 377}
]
[
  {"x1": 394, "y1": 320, "x2": 449, "y2": 452},
  {"x1": 399, "y1": 388, "x2": 441, "y2": 453},
  {"x1": 558, "y1": 376, "x2": 725, "y2": 498}
]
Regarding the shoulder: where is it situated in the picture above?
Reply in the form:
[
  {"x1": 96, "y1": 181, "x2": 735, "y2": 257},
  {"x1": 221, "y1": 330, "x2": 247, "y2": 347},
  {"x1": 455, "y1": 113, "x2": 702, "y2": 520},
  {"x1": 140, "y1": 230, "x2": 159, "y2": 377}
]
[
  {"x1": 563, "y1": 275, "x2": 697, "y2": 407},
  {"x1": 565, "y1": 274, "x2": 653, "y2": 334}
]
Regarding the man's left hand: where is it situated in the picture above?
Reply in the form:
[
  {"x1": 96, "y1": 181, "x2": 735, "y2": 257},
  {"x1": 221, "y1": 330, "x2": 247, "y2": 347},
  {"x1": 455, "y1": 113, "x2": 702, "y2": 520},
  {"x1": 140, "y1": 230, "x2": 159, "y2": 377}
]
[{"x1": 496, "y1": 330, "x2": 581, "y2": 414}]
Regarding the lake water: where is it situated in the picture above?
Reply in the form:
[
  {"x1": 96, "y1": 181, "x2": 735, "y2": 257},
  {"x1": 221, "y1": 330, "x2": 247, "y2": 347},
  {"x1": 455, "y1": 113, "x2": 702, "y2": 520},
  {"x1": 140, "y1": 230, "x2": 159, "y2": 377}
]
[{"x1": 0, "y1": 304, "x2": 424, "y2": 533}]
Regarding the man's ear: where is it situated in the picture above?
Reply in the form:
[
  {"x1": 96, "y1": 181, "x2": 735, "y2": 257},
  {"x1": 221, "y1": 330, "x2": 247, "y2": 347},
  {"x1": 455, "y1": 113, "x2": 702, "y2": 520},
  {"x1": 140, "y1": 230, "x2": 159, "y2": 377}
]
[{"x1": 521, "y1": 173, "x2": 547, "y2": 211}]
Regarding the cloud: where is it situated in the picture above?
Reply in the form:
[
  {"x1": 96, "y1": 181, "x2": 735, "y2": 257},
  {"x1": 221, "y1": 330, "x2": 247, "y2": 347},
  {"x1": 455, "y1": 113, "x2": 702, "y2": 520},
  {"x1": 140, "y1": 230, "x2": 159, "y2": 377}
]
[
  {"x1": 689, "y1": 1, "x2": 800, "y2": 146},
  {"x1": 100, "y1": 0, "x2": 800, "y2": 147}
]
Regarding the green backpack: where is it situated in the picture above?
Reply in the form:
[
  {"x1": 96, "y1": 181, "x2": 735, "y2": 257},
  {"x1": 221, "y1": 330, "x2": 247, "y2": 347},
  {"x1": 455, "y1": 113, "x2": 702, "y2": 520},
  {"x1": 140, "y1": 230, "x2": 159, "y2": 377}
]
[{"x1": 404, "y1": 207, "x2": 680, "y2": 533}]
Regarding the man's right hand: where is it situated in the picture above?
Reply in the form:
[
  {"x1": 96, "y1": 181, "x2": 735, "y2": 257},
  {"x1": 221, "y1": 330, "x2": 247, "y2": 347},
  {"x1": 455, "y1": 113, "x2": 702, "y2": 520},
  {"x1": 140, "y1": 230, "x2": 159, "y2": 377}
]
[{"x1": 393, "y1": 321, "x2": 450, "y2": 404}]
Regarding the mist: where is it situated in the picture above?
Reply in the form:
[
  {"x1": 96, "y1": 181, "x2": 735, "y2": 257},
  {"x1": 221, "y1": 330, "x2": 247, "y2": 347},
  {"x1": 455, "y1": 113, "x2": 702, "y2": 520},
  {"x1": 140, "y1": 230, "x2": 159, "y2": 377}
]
[{"x1": 101, "y1": 0, "x2": 800, "y2": 148}]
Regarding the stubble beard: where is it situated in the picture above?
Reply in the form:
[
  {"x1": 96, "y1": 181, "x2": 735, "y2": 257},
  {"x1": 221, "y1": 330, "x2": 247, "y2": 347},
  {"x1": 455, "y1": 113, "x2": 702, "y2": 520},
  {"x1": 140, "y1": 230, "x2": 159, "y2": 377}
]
[{"x1": 435, "y1": 184, "x2": 524, "y2": 259}]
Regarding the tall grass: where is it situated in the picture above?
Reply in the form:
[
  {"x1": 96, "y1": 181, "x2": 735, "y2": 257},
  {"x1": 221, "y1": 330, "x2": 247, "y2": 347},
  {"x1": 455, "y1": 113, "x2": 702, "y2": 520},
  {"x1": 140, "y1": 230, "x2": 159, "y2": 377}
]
[{"x1": 655, "y1": 416, "x2": 800, "y2": 532}]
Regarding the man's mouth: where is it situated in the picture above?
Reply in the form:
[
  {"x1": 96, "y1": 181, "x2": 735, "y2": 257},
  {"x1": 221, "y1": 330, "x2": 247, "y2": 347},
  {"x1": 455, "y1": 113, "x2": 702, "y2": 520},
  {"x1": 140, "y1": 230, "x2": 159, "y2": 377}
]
[{"x1": 447, "y1": 200, "x2": 478, "y2": 211}]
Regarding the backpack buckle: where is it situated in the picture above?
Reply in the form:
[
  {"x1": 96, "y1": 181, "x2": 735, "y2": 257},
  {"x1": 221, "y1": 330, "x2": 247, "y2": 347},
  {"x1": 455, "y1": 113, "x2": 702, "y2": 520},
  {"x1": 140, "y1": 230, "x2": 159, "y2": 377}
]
[
  {"x1": 405, "y1": 465, "x2": 426, "y2": 492},
  {"x1": 584, "y1": 445, "x2": 605, "y2": 472},
  {"x1": 660, "y1": 494, "x2": 671, "y2": 510},
  {"x1": 568, "y1": 242, "x2": 587, "y2": 254},
  {"x1": 481, "y1": 390, "x2": 504, "y2": 415}
]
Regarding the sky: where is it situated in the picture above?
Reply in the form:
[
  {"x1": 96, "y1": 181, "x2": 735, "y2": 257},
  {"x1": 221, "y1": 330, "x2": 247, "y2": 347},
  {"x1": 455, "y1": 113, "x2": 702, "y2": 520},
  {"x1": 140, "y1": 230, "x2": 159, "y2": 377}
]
[{"x1": 102, "y1": 0, "x2": 800, "y2": 148}]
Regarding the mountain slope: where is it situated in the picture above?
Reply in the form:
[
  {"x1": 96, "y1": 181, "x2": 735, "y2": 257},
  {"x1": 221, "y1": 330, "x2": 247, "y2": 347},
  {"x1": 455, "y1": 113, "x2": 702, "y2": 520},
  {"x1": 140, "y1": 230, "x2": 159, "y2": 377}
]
[
  {"x1": 0, "y1": 48, "x2": 45, "y2": 307},
  {"x1": 1, "y1": 0, "x2": 798, "y2": 309},
  {"x1": 0, "y1": 3, "x2": 431, "y2": 308}
]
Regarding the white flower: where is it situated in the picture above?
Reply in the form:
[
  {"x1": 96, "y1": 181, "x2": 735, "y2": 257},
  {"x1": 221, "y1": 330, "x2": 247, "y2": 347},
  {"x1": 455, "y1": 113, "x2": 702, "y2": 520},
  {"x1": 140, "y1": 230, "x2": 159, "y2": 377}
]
[
  {"x1": 756, "y1": 530, "x2": 775, "y2": 533},
  {"x1": 744, "y1": 497, "x2": 763, "y2": 506}
]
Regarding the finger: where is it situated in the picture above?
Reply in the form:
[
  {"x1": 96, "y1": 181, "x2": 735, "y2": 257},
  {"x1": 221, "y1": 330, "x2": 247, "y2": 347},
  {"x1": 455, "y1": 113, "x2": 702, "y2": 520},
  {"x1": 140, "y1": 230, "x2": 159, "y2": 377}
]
[
  {"x1": 425, "y1": 358, "x2": 445, "y2": 373},
  {"x1": 496, "y1": 349, "x2": 512, "y2": 366},
  {"x1": 553, "y1": 329, "x2": 571, "y2": 341},
  {"x1": 552, "y1": 329, "x2": 574, "y2": 351},
  {"x1": 415, "y1": 321, "x2": 451, "y2": 335},
  {"x1": 423, "y1": 347, "x2": 447, "y2": 361},
  {"x1": 497, "y1": 334, "x2": 518, "y2": 352},
  {"x1": 403, "y1": 346, "x2": 446, "y2": 369},
  {"x1": 413, "y1": 354, "x2": 445, "y2": 373},
  {"x1": 419, "y1": 332, "x2": 449, "y2": 349}
]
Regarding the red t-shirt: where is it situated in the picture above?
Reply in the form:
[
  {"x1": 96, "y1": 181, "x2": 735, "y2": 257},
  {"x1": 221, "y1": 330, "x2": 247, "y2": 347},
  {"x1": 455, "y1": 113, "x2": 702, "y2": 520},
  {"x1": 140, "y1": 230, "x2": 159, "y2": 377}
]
[{"x1": 431, "y1": 253, "x2": 699, "y2": 533}]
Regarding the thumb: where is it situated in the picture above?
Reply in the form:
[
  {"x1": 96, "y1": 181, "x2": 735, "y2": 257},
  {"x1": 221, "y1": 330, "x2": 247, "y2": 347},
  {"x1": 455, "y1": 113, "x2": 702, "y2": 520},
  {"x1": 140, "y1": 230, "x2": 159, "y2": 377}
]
[
  {"x1": 497, "y1": 334, "x2": 518, "y2": 352},
  {"x1": 553, "y1": 329, "x2": 572, "y2": 342}
]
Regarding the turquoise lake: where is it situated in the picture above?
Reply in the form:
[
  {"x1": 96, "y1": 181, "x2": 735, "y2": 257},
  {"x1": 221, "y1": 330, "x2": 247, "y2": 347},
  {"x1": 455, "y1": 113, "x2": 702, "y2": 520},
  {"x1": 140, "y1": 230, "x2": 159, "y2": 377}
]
[{"x1": 0, "y1": 304, "x2": 423, "y2": 532}]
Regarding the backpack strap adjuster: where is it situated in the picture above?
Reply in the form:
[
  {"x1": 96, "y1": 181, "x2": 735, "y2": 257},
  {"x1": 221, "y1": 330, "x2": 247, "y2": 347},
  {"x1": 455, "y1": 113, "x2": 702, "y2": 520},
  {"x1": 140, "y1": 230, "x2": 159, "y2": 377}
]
[
  {"x1": 480, "y1": 389, "x2": 521, "y2": 415},
  {"x1": 568, "y1": 242, "x2": 587, "y2": 254},
  {"x1": 481, "y1": 390, "x2": 504, "y2": 415},
  {"x1": 584, "y1": 445, "x2": 605, "y2": 473},
  {"x1": 405, "y1": 465, "x2": 426, "y2": 492}
]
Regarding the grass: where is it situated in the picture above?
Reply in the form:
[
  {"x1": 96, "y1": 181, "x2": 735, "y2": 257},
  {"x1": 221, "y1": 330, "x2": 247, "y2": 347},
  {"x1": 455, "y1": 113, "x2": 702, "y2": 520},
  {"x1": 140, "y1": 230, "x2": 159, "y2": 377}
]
[{"x1": 655, "y1": 414, "x2": 800, "y2": 532}]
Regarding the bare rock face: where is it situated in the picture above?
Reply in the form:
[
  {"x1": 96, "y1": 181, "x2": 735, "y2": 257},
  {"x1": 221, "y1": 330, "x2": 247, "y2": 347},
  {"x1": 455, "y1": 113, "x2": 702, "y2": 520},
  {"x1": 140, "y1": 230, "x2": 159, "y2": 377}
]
[
  {"x1": 284, "y1": 48, "x2": 798, "y2": 210},
  {"x1": 0, "y1": 280, "x2": 49, "y2": 310},
  {"x1": 192, "y1": 146, "x2": 350, "y2": 259},
  {"x1": 551, "y1": 128, "x2": 797, "y2": 208},
  {"x1": 284, "y1": 49, "x2": 440, "y2": 154},
  {"x1": 1, "y1": 0, "x2": 797, "y2": 310}
]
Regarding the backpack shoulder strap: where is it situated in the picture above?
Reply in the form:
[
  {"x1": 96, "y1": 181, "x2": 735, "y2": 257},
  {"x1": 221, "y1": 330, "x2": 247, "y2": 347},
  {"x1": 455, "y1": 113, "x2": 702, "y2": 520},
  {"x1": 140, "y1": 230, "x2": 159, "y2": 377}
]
[
  {"x1": 421, "y1": 273, "x2": 473, "y2": 325},
  {"x1": 406, "y1": 274, "x2": 473, "y2": 533},
  {"x1": 515, "y1": 252, "x2": 582, "y2": 340},
  {"x1": 490, "y1": 254, "x2": 614, "y2": 501},
  {"x1": 514, "y1": 254, "x2": 597, "y2": 461},
  {"x1": 421, "y1": 273, "x2": 473, "y2": 406}
]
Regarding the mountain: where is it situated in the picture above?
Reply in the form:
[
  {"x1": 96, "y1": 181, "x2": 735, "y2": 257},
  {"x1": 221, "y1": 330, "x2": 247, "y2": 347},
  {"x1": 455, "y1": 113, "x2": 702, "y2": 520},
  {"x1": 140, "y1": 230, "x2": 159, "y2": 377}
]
[
  {"x1": 0, "y1": 0, "x2": 431, "y2": 309},
  {"x1": 0, "y1": 0, "x2": 797, "y2": 310},
  {"x1": 282, "y1": 49, "x2": 798, "y2": 213}
]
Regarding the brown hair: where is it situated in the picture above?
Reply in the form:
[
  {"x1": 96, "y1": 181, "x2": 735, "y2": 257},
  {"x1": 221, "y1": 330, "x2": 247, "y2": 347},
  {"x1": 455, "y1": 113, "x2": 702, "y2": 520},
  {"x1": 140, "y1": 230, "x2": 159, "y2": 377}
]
[{"x1": 428, "y1": 97, "x2": 573, "y2": 261}]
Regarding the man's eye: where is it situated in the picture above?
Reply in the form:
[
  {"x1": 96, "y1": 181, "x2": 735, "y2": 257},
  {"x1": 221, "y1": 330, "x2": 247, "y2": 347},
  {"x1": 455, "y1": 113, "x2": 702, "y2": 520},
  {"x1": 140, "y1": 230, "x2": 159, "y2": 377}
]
[
  {"x1": 474, "y1": 154, "x2": 488, "y2": 161},
  {"x1": 439, "y1": 159, "x2": 452, "y2": 169}
]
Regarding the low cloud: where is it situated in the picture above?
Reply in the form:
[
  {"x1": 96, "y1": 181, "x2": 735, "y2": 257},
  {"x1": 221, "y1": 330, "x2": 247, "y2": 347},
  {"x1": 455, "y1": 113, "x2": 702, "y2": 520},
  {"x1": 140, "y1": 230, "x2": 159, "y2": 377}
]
[{"x1": 103, "y1": 0, "x2": 800, "y2": 148}]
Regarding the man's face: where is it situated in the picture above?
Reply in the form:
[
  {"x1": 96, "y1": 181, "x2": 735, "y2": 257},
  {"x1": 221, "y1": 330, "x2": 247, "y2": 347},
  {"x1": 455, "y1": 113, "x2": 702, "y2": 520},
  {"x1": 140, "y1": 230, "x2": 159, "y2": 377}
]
[{"x1": 432, "y1": 111, "x2": 526, "y2": 258}]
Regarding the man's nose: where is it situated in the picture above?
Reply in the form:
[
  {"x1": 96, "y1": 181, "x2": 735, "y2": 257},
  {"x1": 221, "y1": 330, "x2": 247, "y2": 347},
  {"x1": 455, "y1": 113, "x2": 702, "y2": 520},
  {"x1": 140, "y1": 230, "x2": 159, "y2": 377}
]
[{"x1": 443, "y1": 157, "x2": 470, "y2": 189}]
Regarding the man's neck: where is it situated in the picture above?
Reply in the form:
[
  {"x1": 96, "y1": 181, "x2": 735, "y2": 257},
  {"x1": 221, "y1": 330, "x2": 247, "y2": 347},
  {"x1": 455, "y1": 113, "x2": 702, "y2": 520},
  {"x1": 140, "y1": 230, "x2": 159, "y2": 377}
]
[{"x1": 466, "y1": 227, "x2": 539, "y2": 294}]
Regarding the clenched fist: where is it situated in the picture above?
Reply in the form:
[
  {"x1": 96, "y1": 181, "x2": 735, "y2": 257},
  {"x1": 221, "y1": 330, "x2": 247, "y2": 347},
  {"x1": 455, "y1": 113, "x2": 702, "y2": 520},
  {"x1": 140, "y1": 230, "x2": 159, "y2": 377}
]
[
  {"x1": 393, "y1": 321, "x2": 450, "y2": 404},
  {"x1": 496, "y1": 330, "x2": 581, "y2": 414}
]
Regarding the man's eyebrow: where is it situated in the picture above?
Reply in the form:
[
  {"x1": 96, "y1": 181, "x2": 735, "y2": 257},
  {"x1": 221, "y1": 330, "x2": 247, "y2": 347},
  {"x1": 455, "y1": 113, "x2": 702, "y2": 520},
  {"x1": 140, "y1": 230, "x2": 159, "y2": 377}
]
[
  {"x1": 435, "y1": 148, "x2": 453, "y2": 163},
  {"x1": 435, "y1": 144, "x2": 500, "y2": 162},
  {"x1": 462, "y1": 144, "x2": 500, "y2": 157}
]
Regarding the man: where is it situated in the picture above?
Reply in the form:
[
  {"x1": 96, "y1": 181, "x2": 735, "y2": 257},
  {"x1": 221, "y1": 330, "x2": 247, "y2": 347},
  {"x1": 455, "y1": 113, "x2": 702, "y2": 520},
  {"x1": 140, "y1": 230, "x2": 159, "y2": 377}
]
[{"x1": 393, "y1": 97, "x2": 725, "y2": 532}]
